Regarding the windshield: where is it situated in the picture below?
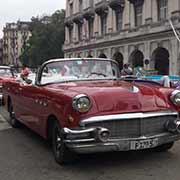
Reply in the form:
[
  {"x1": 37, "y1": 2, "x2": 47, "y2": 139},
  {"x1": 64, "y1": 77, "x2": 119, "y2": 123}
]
[
  {"x1": 0, "y1": 68, "x2": 12, "y2": 77},
  {"x1": 40, "y1": 59, "x2": 119, "y2": 84}
]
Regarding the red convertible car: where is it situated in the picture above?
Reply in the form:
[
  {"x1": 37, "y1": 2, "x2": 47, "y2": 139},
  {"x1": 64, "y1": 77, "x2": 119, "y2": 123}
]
[
  {"x1": 2, "y1": 58, "x2": 180, "y2": 164},
  {"x1": 0, "y1": 66, "x2": 15, "y2": 103}
]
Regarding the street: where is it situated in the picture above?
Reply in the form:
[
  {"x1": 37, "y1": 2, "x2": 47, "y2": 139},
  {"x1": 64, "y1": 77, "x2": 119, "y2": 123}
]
[{"x1": 0, "y1": 107, "x2": 180, "y2": 180}]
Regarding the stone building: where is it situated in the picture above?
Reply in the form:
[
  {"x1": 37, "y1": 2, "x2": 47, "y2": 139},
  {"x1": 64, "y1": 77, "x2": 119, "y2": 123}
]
[
  {"x1": 2, "y1": 21, "x2": 31, "y2": 66},
  {"x1": 64, "y1": 0, "x2": 180, "y2": 75}
]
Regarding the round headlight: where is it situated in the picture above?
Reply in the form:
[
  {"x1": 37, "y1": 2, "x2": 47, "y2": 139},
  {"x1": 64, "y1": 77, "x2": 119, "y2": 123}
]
[
  {"x1": 72, "y1": 94, "x2": 91, "y2": 113},
  {"x1": 170, "y1": 90, "x2": 180, "y2": 106}
]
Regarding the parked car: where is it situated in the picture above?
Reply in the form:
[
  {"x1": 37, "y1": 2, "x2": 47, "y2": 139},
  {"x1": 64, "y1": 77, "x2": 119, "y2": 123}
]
[
  {"x1": 145, "y1": 75, "x2": 180, "y2": 88},
  {"x1": 2, "y1": 58, "x2": 180, "y2": 164},
  {"x1": 0, "y1": 66, "x2": 15, "y2": 104}
]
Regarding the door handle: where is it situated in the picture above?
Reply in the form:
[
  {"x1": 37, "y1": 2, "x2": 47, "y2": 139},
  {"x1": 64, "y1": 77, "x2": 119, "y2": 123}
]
[{"x1": 18, "y1": 87, "x2": 23, "y2": 91}]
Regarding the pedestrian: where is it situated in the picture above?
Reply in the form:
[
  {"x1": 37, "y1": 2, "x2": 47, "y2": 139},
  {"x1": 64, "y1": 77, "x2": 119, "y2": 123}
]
[
  {"x1": 121, "y1": 63, "x2": 133, "y2": 76},
  {"x1": 20, "y1": 63, "x2": 30, "y2": 80}
]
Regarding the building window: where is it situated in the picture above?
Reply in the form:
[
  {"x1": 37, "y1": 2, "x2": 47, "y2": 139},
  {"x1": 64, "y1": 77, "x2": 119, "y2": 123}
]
[
  {"x1": 88, "y1": 19, "x2": 94, "y2": 39},
  {"x1": 79, "y1": 0, "x2": 83, "y2": 12},
  {"x1": 134, "y1": 5, "x2": 143, "y2": 26},
  {"x1": 115, "y1": 10, "x2": 123, "y2": 31},
  {"x1": 158, "y1": 0, "x2": 168, "y2": 21},
  {"x1": 78, "y1": 24, "x2": 83, "y2": 41},
  {"x1": 70, "y1": 3, "x2": 73, "y2": 16},
  {"x1": 101, "y1": 15, "x2": 107, "y2": 35},
  {"x1": 69, "y1": 28, "x2": 73, "y2": 43}
]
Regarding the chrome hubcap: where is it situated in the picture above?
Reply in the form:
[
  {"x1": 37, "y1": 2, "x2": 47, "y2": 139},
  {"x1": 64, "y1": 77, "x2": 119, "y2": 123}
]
[{"x1": 55, "y1": 128, "x2": 62, "y2": 152}]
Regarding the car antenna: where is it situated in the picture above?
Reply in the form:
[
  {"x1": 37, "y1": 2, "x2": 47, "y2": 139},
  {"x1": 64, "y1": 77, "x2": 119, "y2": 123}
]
[{"x1": 169, "y1": 18, "x2": 180, "y2": 43}]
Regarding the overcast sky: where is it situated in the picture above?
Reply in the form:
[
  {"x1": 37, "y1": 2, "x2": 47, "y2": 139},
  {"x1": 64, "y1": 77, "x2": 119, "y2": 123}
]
[{"x1": 0, "y1": 0, "x2": 66, "y2": 38}]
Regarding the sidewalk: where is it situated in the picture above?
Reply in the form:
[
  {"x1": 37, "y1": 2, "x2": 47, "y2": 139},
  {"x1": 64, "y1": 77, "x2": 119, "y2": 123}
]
[{"x1": 0, "y1": 113, "x2": 11, "y2": 131}]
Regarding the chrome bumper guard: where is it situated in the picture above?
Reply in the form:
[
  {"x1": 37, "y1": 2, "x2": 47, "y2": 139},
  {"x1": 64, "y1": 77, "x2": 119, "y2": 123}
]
[{"x1": 62, "y1": 126, "x2": 180, "y2": 154}]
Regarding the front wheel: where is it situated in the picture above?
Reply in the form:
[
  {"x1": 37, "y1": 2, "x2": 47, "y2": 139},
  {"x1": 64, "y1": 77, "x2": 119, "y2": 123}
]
[
  {"x1": 9, "y1": 101, "x2": 20, "y2": 128},
  {"x1": 52, "y1": 121, "x2": 75, "y2": 165}
]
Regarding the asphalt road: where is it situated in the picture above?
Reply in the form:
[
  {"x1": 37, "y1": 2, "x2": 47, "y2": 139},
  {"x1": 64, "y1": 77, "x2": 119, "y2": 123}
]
[{"x1": 0, "y1": 107, "x2": 180, "y2": 180}]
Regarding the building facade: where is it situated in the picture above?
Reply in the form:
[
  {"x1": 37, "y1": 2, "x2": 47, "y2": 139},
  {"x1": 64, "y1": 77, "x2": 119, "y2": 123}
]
[
  {"x1": 2, "y1": 21, "x2": 31, "y2": 66},
  {"x1": 64, "y1": 0, "x2": 180, "y2": 75},
  {"x1": 0, "y1": 39, "x2": 3, "y2": 65}
]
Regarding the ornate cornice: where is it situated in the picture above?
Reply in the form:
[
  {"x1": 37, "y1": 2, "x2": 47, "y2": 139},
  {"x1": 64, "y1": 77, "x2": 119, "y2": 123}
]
[
  {"x1": 83, "y1": 10, "x2": 95, "y2": 20},
  {"x1": 73, "y1": 14, "x2": 84, "y2": 24},
  {"x1": 95, "y1": 1, "x2": 109, "y2": 16},
  {"x1": 64, "y1": 18, "x2": 73, "y2": 29},
  {"x1": 109, "y1": 0, "x2": 125, "y2": 11}
]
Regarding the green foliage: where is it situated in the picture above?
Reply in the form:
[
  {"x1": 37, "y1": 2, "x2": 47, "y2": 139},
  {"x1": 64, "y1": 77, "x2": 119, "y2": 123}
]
[{"x1": 20, "y1": 10, "x2": 65, "y2": 68}]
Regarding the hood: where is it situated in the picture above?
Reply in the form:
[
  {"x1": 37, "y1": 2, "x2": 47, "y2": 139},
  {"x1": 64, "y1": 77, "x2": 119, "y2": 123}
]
[{"x1": 47, "y1": 80, "x2": 170, "y2": 114}]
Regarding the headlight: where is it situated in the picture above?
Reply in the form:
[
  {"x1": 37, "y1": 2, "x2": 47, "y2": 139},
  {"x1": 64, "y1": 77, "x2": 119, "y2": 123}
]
[
  {"x1": 72, "y1": 94, "x2": 91, "y2": 113},
  {"x1": 170, "y1": 90, "x2": 180, "y2": 106}
]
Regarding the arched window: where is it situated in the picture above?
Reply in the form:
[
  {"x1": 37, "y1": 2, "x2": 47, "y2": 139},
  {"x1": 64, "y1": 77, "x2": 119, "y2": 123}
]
[{"x1": 157, "y1": 0, "x2": 168, "y2": 21}]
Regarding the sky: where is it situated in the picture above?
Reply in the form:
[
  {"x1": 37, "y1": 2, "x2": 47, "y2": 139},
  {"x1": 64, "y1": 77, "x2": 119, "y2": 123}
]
[{"x1": 0, "y1": 0, "x2": 66, "y2": 38}]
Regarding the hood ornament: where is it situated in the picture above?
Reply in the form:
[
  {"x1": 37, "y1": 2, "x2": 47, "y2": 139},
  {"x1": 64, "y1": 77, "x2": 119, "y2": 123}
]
[{"x1": 130, "y1": 86, "x2": 139, "y2": 93}]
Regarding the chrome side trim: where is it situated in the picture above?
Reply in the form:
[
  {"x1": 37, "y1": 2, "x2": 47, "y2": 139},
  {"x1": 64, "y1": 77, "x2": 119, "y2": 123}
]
[{"x1": 80, "y1": 110, "x2": 178, "y2": 126}]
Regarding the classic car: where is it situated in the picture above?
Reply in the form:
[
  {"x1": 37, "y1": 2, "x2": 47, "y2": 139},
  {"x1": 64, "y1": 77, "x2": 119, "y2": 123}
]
[
  {"x1": 2, "y1": 58, "x2": 180, "y2": 165},
  {"x1": 0, "y1": 66, "x2": 15, "y2": 104}
]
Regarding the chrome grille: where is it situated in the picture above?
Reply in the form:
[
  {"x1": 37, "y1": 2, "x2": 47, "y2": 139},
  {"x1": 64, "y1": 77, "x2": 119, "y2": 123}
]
[{"x1": 85, "y1": 115, "x2": 177, "y2": 138}]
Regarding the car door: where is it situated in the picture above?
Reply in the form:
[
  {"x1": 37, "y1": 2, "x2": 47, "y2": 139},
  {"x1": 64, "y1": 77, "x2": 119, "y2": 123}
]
[
  {"x1": 17, "y1": 83, "x2": 49, "y2": 134},
  {"x1": 9, "y1": 81, "x2": 25, "y2": 120}
]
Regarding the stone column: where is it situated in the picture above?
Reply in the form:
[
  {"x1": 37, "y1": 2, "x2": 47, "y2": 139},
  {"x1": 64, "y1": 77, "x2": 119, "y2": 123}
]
[
  {"x1": 152, "y1": 0, "x2": 158, "y2": 22},
  {"x1": 170, "y1": 37, "x2": 179, "y2": 75},
  {"x1": 65, "y1": 27, "x2": 69, "y2": 44},
  {"x1": 123, "y1": 1, "x2": 131, "y2": 29},
  {"x1": 112, "y1": 10, "x2": 116, "y2": 32},
  {"x1": 144, "y1": 41, "x2": 151, "y2": 70},
  {"x1": 129, "y1": 3, "x2": 135, "y2": 28},
  {"x1": 74, "y1": 0, "x2": 78, "y2": 14},
  {"x1": 107, "y1": 8, "x2": 113, "y2": 33},
  {"x1": 124, "y1": 45, "x2": 129, "y2": 64},
  {"x1": 144, "y1": 0, "x2": 152, "y2": 24},
  {"x1": 66, "y1": 0, "x2": 69, "y2": 17},
  {"x1": 94, "y1": 14, "x2": 99, "y2": 37},
  {"x1": 73, "y1": 23, "x2": 77, "y2": 42}
]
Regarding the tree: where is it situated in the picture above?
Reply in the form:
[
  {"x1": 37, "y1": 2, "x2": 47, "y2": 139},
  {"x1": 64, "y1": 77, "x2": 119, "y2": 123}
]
[{"x1": 20, "y1": 10, "x2": 65, "y2": 68}]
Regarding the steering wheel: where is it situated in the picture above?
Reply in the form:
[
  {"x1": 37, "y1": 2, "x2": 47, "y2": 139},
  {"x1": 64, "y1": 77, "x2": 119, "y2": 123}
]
[{"x1": 87, "y1": 72, "x2": 107, "y2": 78}]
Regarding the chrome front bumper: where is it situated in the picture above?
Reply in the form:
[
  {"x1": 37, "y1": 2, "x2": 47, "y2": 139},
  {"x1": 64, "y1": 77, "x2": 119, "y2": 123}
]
[
  {"x1": 62, "y1": 127, "x2": 180, "y2": 154},
  {"x1": 0, "y1": 94, "x2": 2, "y2": 100}
]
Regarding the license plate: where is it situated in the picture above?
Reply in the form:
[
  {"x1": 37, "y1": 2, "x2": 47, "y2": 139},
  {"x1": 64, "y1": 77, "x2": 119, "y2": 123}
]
[{"x1": 130, "y1": 138, "x2": 158, "y2": 150}]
